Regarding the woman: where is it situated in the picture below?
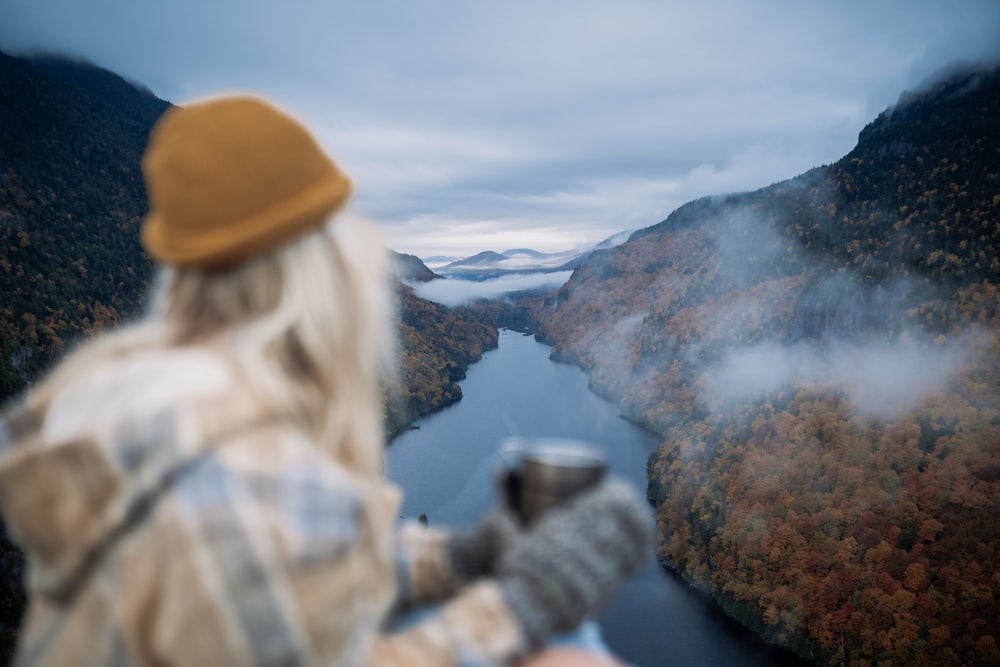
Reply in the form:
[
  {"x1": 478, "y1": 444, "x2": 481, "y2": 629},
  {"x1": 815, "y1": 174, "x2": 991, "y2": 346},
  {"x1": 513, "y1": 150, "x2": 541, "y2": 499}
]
[{"x1": 0, "y1": 96, "x2": 651, "y2": 666}]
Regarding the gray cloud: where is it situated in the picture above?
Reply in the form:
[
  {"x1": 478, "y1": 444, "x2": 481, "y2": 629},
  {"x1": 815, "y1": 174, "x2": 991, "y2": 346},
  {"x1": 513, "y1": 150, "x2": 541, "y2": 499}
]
[
  {"x1": 3, "y1": 0, "x2": 1000, "y2": 257},
  {"x1": 683, "y1": 199, "x2": 995, "y2": 420}
]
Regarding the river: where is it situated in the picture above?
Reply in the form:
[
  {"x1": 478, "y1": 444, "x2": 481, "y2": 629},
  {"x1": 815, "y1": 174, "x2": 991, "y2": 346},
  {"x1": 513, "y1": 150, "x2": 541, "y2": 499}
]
[{"x1": 386, "y1": 329, "x2": 810, "y2": 667}]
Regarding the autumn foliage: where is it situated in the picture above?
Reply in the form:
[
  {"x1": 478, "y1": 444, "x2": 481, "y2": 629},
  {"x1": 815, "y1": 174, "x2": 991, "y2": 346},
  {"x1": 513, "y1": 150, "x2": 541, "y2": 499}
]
[
  {"x1": 386, "y1": 284, "x2": 498, "y2": 435},
  {"x1": 538, "y1": 65, "x2": 1000, "y2": 665}
]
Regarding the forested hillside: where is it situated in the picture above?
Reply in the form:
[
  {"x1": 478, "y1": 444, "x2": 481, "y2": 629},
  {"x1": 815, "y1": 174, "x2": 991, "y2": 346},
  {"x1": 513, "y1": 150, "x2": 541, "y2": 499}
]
[
  {"x1": 0, "y1": 52, "x2": 169, "y2": 396},
  {"x1": 386, "y1": 283, "x2": 498, "y2": 435},
  {"x1": 538, "y1": 64, "x2": 1000, "y2": 666}
]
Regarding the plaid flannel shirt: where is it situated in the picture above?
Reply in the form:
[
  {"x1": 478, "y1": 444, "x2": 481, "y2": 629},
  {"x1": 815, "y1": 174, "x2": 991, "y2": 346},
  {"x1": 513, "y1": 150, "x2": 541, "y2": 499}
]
[{"x1": 0, "y1": 348, "x2": 526, "y2": 666}]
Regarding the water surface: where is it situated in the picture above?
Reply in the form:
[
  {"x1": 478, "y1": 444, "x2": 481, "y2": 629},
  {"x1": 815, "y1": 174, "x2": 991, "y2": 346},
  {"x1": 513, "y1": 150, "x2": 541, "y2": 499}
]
[{"x1": 387, "y1": 330, "x2": 810, "y2": 667}]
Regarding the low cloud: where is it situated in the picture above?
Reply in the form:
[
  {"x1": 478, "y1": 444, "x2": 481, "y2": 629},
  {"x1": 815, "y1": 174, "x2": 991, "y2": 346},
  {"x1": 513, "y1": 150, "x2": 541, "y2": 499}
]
[
  {"x1": 409, "y1": 271, "x2": 572, "y2": 307},
  {"x1": 700, "y1": 325, "x2": 991, "y2": 420},
  {"x1": 621, "y1": 187, "x2": 1000, "y2": 422}
]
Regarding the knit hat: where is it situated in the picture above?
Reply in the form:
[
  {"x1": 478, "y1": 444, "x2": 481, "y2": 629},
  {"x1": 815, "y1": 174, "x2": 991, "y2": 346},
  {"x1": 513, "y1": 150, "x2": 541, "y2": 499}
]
[{"x1": 141, "y1": 96, "x2": 352, "y2": 270}]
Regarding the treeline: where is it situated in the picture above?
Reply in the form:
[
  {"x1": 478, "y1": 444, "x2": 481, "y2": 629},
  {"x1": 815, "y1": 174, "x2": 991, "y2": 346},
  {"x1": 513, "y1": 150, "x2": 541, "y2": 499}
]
[
  {"x1": 460, "y1": 289, "x2": 550, "y2": 334},
  {"x1": 386, "y1": 284, "x2": 498, "y2": 436},
  {"x1": 385, "y1": 273, "x2": 553, "y2": 433},
  {"x1": 383, "y1": 279, "x2": 557, "y2": 433},
  {"x1": 537, "y1": 64, "x2": 1000, "y2": 665}
]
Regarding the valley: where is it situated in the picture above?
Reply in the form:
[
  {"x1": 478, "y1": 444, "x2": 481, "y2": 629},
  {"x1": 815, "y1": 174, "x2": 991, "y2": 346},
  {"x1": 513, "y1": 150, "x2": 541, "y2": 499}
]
[{"x1": 2, "y1": 48, "x2": 999, "y2": 667}]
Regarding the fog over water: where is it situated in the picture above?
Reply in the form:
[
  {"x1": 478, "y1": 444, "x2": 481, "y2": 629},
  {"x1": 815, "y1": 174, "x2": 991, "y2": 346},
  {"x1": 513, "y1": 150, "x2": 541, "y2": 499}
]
[{"x1": 409, "y1": 270, "x2": 573, "y2": 307}]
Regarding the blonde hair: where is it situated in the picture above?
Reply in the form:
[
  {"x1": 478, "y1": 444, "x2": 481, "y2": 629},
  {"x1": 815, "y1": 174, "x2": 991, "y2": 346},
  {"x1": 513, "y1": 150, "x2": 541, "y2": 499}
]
[{"x1": 33, "y1": 212, "x2": 394, "y2": 481}]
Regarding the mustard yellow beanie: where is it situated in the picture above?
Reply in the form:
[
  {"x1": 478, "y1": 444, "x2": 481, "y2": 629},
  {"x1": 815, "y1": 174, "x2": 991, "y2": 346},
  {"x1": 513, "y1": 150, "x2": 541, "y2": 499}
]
[{"x1": 141, "y1": 96, "x2": 352, "y2": 270}]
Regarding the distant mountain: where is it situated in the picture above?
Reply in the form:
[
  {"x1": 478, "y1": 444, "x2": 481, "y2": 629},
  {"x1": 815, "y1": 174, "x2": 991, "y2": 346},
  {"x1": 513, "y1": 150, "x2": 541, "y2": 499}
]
[
  {"x1": 438, "y1": 250, "x2": 572, "y2": 280},
  {"x1": 421, "y1": 255, "x2": 461, "y2": 268},
  {"x1": 501, "y1": 248, "x2": 549, "y2": 258},
  {"x1": 451, "y1": 250, "x2": 509, "y2": 266},
  {"x1": 536, "y1": 63, "x2": 1000, "y2": 665},
  {"x1": 435, "y1": 233, "x2": 633, "y2": 280}
]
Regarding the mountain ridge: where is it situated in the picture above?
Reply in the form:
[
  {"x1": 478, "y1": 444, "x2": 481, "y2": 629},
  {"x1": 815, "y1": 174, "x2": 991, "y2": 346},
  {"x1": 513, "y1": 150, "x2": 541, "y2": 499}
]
[
  {"x1": 536, "y1": 62, "x2": 1000, "y2": 665},
  {"x1": 434, "y1": 233, "x2": 632, "y2": 280}
]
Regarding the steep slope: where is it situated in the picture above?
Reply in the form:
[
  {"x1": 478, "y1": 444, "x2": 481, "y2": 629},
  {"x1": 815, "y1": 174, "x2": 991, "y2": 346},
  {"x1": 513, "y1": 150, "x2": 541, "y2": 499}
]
[
  {"x1": 386, "y1": 284, "x2": 498, "y2": 436},
  {"x1": 537, "y1": 64, "x2": 1000, "y2": 665},
  {"x1": 0, "y1": 52, "x2": 170, "y2": 396}
]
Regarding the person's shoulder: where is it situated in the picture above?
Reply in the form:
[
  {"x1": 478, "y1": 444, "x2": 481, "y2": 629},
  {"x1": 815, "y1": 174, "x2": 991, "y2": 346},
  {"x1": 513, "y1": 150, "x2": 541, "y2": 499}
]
[{"x1": 45, "y1": 347, "x2": 232, "y2": 445}]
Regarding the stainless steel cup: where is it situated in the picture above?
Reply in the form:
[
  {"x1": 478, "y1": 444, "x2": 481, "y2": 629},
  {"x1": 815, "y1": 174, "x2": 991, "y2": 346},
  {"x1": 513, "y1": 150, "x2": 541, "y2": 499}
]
[{"x1": 500, "y1": 438, "x2": 607, "y2": 523}]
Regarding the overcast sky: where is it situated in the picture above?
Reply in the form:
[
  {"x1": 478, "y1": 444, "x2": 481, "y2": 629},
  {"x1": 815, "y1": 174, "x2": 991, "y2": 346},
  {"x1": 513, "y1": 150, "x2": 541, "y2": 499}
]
[{"x1": 2, "y1": 1, "x2": 1000, "y2": 259}]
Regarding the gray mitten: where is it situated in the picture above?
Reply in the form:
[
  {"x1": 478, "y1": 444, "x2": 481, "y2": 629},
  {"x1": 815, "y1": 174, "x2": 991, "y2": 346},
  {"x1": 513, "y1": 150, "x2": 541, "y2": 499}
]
[
  {"x1": 446, "y1": 507, "x2": 520, "y2": 581},
  {"x1": 496, "y1": 478, "x2": 652, "y2": 648}
]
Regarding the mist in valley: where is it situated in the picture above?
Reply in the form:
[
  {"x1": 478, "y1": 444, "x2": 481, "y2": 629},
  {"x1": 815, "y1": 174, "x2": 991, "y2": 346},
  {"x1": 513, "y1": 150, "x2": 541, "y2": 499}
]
[
  {"x1": 409, "y1": 270, "x2": 572, "y2": 307},
  {"x1": 572, "y1": 173, "x2": 996, "y2": 434}
]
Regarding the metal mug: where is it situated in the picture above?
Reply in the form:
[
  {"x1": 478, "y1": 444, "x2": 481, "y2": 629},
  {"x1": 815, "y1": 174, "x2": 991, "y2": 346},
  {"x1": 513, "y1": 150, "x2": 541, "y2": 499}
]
[{"x1": 499, "y1": 437, "x2": 607, "y2": 523}]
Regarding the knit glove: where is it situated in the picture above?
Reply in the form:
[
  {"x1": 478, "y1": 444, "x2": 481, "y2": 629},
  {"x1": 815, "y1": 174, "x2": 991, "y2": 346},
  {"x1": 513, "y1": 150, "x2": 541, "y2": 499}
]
[
  {"x1": 446, "y1": 506, "x2": 520, "y2": 582},
  {"x1": 495, "y1": 479, "x2": 652, "y2": 648}
]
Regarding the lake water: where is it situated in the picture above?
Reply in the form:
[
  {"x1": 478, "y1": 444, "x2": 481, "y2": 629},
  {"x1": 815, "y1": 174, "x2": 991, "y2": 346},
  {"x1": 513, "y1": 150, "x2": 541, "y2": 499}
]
[{"x1": 386, "y1": 330, "x2": 810, "y2": 667}]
